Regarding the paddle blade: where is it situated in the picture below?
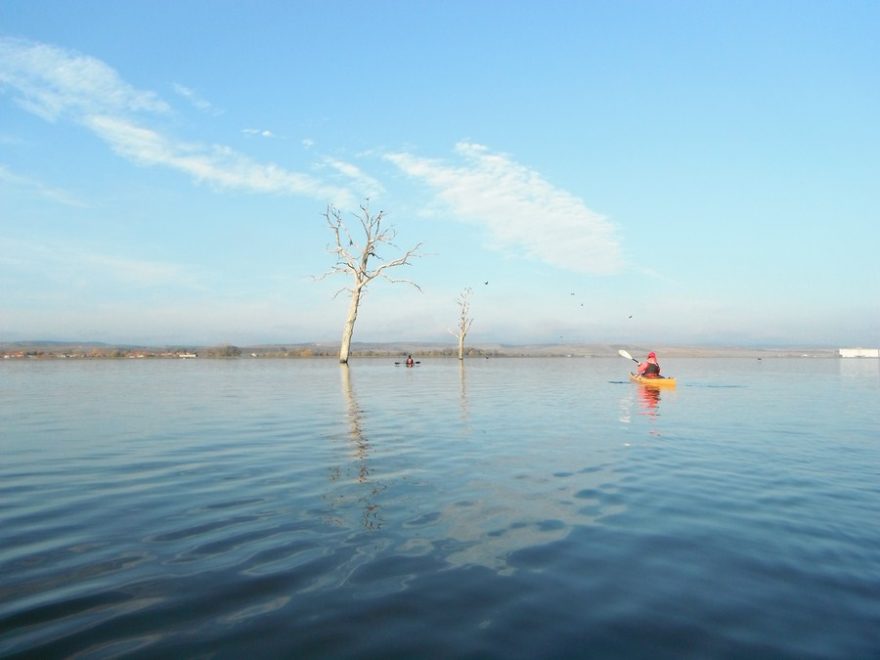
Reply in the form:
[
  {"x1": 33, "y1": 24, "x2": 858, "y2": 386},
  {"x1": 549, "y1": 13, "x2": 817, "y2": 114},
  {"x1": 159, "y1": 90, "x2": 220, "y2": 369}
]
[{"x1": 618, "y1": 349, "x2": 635, "y2": 361}]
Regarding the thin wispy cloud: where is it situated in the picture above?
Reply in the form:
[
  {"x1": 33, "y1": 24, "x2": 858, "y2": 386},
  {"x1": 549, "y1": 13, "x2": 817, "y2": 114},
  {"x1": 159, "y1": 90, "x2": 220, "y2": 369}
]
[
  {"x1": 83, "y1": 252, "x2": 201, "y2": 288},
  {"x1": 0, "y1": 37, "x2": 350, "y2": 204},
  {"x1": 0, "y1": 36, "x2": 169, "y2": 121},
  {"x1": 0, "y1": 164, "x2": 88, "y2": 207},
  {"x1": 386, "y1": 142, "x2": 623, "y2": 275},
  {"x1": 173, "y1": 83, "x2": 221, "y2": 114},
  {"x1": 86, "y1": 115, "x2": 350, "y2": 201},
  {"x1": 321, "y1": 157, "x2": 385, "y2": 199},
  {"x1": 0, "y1": 134, "x2": 25, "y2": 146},
  {"x1": 0, "y1": 236, "x2": 205, "y2": 289},
  {"x1": 243, "y1": 128, "x2": 276, "y2": 138}
]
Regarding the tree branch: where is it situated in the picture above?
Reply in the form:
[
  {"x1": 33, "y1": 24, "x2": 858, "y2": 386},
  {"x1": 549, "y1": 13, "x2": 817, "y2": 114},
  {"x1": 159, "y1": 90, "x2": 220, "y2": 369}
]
[{"x1": 317, "y1": 202, "x2": 424, "y2": 363}]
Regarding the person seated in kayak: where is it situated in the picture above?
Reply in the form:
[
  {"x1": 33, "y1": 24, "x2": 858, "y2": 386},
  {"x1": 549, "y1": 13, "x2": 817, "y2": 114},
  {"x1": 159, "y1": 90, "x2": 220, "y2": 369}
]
[
  {"x1": 637, "y1": 351, "x2": 661, "y2": 378},
  {"x1": 405, "y1": 354, "x2": 414, "y2": 367}
]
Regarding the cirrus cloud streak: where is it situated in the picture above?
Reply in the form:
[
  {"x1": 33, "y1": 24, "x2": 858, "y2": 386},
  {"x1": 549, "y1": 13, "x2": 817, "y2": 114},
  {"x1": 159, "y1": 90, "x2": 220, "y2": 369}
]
[
  {"x1": 86, "y1": 114, "x2": 350, "y2": 201},
  {"x1": 386, "y1": 142, "x2": 623, "y2": 275},
  {"x1": 0, "y1": 36, "x2": 350, "y2": 204},
  {"x1": 0, "y1": 36, "x2": 169, "y2": 121}
]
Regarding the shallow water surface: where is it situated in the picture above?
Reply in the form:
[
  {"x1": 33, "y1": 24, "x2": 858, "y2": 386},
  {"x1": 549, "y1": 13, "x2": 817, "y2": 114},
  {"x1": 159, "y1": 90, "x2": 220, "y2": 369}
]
[{"x1": 1, "y1": 357, "x2": 879, "y2": 657}]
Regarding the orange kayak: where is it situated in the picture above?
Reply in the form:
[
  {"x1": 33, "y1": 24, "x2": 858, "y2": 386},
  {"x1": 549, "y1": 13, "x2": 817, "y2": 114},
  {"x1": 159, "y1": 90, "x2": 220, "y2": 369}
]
[{"x1": 630, "y1": 373, "x2": 677, "y2": 387}]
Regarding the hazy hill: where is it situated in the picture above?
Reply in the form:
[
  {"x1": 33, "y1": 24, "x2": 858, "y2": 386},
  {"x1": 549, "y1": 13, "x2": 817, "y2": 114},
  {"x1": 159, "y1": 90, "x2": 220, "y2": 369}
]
[{"x1": 2, "y1": 340, "x2": 839, "y2": 359}]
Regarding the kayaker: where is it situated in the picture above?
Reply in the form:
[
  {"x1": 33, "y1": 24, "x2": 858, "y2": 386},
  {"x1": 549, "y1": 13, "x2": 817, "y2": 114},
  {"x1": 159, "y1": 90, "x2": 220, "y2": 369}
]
[
  {"x1": 405, "y1": 354, "x2": 414, "y2": 367},
  {"x1": 637, "y1": 351, "x2": 661, "y2": 378}
]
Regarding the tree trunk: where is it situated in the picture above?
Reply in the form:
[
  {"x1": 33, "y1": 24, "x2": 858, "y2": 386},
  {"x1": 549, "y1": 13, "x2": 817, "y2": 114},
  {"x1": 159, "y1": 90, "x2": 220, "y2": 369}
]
[
  {"x1": 458, "y1": 333, "x2": 465, "y2": 360},
  {"x1": 339, "y1": 286, "x2": 362, "y2": 364},
  {"x1": 321, "y1": 204, "x2": 422, "y2": 365}
]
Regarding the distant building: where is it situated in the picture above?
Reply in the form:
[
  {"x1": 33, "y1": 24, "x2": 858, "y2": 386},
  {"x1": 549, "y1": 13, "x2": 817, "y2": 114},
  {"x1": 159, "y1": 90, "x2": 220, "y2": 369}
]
[{"x1": 839, "y1": 348, "x2": 880, "y2": 358}]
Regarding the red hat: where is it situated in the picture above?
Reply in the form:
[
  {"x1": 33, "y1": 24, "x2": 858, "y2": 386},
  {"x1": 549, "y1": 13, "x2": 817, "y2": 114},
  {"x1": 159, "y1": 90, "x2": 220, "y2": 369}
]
[{"x1": 648, "y1": 351, "x2": 656, "y2": 358}]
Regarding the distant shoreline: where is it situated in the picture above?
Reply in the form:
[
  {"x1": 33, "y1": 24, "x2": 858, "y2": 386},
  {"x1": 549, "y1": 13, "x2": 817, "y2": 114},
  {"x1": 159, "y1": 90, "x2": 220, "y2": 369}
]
[{"x1": 0, "y1": 341, "x2": 849, "y2": 360}]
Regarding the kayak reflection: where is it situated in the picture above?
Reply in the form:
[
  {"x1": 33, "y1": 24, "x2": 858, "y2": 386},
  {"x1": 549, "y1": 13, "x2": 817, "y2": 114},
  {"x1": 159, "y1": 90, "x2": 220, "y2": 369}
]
[{"x1": 637, "y1": 383, "x2": 661, "y2": 415}]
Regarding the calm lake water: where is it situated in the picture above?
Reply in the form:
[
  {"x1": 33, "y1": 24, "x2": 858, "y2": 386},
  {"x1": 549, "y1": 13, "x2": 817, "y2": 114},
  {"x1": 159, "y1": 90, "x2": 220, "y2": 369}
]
[{"x1": 1, "y1": 357, "x2": 879, "y2": 658}]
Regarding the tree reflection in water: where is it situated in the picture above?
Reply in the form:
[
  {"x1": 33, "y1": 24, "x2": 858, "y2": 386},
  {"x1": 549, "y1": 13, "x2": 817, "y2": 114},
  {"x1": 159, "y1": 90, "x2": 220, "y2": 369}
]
[
  {"x1": 331, "y1": 364, "x2": 386, "y2": 530},
  {"x1": 459, "y1": 361, "x2": 470, "y2": 429}
]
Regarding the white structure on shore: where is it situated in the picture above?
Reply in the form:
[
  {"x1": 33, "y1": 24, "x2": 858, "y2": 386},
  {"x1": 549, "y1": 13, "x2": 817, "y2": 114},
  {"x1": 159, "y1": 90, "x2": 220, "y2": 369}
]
[{"x1": 839, "y1": 348, "x2": 880, "y2": 358}]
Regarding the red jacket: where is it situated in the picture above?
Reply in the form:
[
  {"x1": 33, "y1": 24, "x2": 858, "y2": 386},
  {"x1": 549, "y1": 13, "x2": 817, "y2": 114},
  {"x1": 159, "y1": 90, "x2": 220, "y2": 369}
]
[{"x1": 637, "y1": 356, "x2": 660, "y2": 377}]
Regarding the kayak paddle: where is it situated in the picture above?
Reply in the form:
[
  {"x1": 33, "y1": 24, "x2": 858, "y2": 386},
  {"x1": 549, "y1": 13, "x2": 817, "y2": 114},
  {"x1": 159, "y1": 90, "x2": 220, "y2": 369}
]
[{"x1": 618, "y1": 349, "x2": 639, "y2": 363}]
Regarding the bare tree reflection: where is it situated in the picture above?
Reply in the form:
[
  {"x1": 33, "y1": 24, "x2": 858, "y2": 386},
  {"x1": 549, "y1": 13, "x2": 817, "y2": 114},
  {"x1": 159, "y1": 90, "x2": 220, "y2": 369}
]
[
  {"x1": 334, "y1": 364, "x2": 385, "y2": 530},
  {"x1": 459, "y1": 361, "x2": 470, "y2": 428},
  {"x1": 340, "y1": 364, "x2": 368, "y2": 482}
]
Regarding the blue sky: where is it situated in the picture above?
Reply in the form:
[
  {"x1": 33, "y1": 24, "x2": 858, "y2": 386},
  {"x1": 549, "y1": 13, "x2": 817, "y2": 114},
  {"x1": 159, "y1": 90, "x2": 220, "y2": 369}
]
[{"x1": 1, "y1": 1, "x2": 878, "y2": 347}]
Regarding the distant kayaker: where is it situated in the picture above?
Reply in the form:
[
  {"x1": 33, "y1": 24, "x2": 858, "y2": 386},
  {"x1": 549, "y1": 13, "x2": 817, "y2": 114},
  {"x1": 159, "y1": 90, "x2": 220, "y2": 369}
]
[
  {"x1": 405, "y1": 354, "x2": 414, "y2": 367},
  {"x1": 637, "y1": 351, "x2": 661, "y2": 378}
]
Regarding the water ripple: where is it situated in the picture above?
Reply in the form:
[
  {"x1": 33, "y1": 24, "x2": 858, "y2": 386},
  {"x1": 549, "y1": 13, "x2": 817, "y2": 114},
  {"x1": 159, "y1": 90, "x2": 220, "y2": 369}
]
[{"x1": 1, "y1": 358, "x2": 879, "y2": 657}]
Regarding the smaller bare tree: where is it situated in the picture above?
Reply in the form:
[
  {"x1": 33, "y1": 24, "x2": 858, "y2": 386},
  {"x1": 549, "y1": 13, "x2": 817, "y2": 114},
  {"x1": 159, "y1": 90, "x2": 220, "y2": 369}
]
[
  {"x1": 319, "y1": 203, "x2": 422, "y2": 364},
  {"x1": 449, "y1": 287, "x2": 474, "y2": 360}
]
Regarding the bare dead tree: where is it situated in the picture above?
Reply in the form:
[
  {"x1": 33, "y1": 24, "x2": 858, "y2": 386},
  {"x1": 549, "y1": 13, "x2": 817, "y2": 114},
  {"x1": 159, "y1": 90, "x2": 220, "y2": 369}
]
[
  {"x1": 449, "y1": 287, "x2": 474, "y2": 360},
  {"x1": 318, "y1": 203, "x2": 422, "y2": 364}
]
